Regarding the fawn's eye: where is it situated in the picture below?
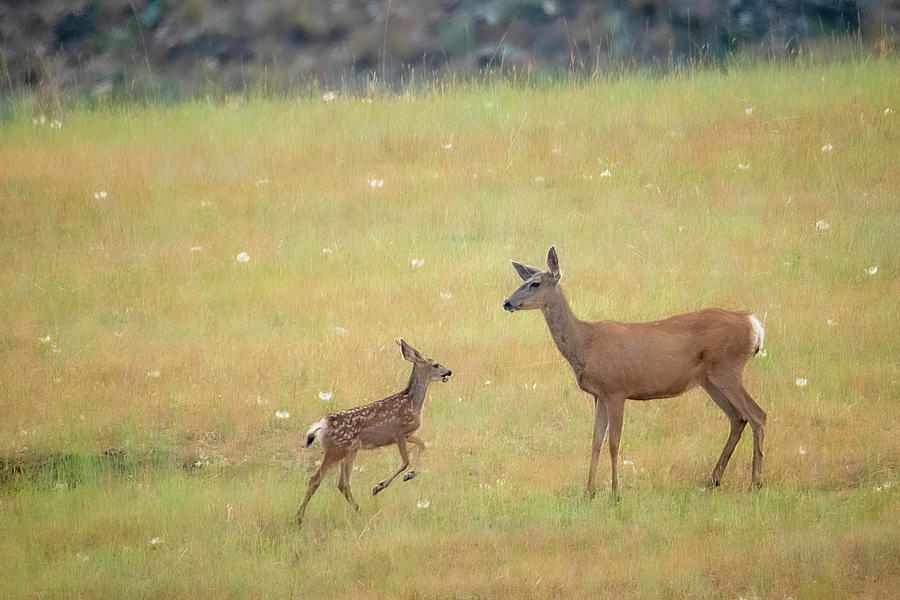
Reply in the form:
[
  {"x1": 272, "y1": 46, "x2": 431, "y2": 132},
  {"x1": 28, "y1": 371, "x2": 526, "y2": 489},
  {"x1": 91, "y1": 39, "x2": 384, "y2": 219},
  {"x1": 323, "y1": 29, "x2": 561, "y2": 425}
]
[{"x1": 530, "y1": 281, "x2": 540, "y2": 288}]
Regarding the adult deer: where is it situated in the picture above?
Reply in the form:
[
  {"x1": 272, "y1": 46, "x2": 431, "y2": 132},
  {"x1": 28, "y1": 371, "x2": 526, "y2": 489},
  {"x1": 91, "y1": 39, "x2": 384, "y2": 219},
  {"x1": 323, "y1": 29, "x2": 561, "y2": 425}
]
[
  {"x1": 296, "y1": 339, "x2": 452, "y2": 525},
  {"x1": 502, "y1": 246, "x2": 766, "y2": 496}
]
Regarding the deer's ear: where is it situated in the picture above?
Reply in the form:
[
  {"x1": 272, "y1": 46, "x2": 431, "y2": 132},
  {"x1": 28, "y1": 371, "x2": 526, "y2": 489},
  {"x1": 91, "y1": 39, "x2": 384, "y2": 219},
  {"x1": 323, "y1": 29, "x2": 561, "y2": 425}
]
[
  {"x1": 399, "y1": 339, "x2": 423, "y2": 362},
  {"x1": 511, "y1": 261, "x2": 541, "y2": 281},
  {"x1": 547, "y1": 246, "x2": 560, "y2": 279}
]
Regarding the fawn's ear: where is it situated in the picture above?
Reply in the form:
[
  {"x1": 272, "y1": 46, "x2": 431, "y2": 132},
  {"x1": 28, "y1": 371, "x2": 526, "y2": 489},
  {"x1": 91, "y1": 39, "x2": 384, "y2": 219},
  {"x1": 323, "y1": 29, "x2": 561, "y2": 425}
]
[
  {"x1": 547, "y1": 246, "x2": 560, "y2": 280},
  {"x1": 511, "y1": 261, "x2": 541, "y2": 281},
  {"x1": 398, "y1": 339, "x2": 424, "y2": 363}
]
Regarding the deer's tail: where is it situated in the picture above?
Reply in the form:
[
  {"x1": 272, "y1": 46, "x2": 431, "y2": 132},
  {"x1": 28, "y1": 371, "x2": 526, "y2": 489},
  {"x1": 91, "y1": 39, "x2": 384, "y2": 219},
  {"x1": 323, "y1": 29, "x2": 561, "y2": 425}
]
[
  {"x1": 749, "y1": 314, "x2": 766, "y2": 356},
  {"x1": 305, "y1": 418, "x2": 327, "y2": 447}
]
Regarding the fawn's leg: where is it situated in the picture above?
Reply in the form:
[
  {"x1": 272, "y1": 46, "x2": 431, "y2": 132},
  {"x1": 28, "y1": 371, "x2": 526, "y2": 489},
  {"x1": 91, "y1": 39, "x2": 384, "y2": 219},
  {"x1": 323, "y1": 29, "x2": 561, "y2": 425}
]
[
  {"x1": 403, "y1": 435, "x2": 425, "y2": 482},
  {"x1": 296, "y1": 452, "x2": 342, "y2": 525},
  {"x1": 337, "y1": 449, "x2": 360, "y2": 511},
  {"x1": 373, "y1": 438, "x2": 409, "y2": 496}
]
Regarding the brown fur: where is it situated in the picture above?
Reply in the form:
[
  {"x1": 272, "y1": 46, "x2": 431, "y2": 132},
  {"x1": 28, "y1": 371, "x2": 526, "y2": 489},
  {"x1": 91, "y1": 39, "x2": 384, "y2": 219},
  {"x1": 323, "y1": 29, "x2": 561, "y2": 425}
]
[
  {"x1": 295, "y1": 339, "x2": 451, "y2": 525},
  {"x1": 504, "y1": 246, "x2": 766, "y2": 496}
]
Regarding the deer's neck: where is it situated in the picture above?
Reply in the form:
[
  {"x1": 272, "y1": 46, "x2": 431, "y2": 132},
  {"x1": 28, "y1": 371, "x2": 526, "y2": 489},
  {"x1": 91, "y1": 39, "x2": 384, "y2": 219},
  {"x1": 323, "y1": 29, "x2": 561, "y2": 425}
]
[
  {"x1": 405, "y1": 368, "x2": 431, "y2": 411},
  {"x1": 541, "y1": 286, "x2": 588, "y2": 376}
]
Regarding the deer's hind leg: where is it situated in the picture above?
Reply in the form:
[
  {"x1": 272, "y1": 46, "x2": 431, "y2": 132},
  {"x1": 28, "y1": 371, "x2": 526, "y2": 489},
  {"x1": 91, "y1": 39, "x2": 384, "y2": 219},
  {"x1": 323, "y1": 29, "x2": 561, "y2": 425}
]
[
  {"x1": 372, "y1": 438, "x2": 409, "y2": 496},
  {"x1": 296, "y1": 450, "x2": 343, "y2": 525},
  {"x1": 403, "y1": 435, "x2": 425, "y2": 482},
  {"x1": 702, "y1": 380, "x2": 747, "y2": 486},
  {"x1": 337, "y1": 449, "x2": 360, "y2": 511},
  {"x1": 706, "y1": 375, "x2": 766, "y2": 488}
]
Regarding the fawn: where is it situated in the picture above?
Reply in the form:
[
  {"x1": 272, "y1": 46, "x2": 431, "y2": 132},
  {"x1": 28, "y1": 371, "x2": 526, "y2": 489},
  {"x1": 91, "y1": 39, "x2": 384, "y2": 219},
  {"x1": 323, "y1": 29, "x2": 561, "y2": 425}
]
[
  {"x1": 296, "y1": 339, "x2": 452, "y2": 525},
  {"x1": 503, "y1": 246, "x2": 766, "y2": 496}
]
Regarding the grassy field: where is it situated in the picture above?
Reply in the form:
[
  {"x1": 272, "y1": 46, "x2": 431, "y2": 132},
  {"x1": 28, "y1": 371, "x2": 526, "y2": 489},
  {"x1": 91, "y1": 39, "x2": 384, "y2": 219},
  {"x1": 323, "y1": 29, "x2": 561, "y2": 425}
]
[{"x1": 1, "y1": 55, "x2": 898, "y2": 598}]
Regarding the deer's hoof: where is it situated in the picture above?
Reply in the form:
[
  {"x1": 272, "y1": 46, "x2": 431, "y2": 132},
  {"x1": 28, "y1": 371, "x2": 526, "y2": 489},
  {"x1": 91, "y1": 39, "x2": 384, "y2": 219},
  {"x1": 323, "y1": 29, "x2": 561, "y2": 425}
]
[
  {"x1": 403, "y1": 471, "x2": 417, "y2": 482},
  {"x1": 372, "y1": 483, "x2": 385, "y2": 496}
]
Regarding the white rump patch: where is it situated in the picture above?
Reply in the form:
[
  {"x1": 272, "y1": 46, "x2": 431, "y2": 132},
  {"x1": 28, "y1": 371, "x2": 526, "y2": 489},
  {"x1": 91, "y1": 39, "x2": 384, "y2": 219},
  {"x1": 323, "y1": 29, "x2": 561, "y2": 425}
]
[
  {"x1": 306, "y1": 418, "x2": 327, "y2": 444},
  {"x1": 749, "y1": 314, "x2": 766, "y2": 355}
]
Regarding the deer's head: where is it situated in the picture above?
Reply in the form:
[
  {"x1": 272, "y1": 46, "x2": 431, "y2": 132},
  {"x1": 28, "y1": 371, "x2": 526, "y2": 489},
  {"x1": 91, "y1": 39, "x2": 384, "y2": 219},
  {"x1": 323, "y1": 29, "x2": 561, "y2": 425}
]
[
  {"x1": 502, "y1": 245, "x2": 561, "y2": 312},
  {"x1": 398, "y1": 339, "x2": 452, "y2": 383}
]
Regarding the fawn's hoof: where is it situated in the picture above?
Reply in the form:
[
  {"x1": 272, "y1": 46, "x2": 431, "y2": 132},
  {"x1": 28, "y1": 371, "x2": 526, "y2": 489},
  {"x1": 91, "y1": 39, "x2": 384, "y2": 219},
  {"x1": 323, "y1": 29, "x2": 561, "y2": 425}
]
[
  {"x1": 372, "y1": 483, "x2": 386, "y2": 496},
  {"x1": 403, "y1": 471, "x2": 417, "y2": 482}
]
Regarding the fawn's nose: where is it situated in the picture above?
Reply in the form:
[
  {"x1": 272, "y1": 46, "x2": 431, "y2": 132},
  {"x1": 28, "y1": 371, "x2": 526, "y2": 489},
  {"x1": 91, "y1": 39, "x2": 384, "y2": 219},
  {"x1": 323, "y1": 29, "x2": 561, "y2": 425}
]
[{"x1": 502, "y1": 300, "x2": 513, "y2": 311}]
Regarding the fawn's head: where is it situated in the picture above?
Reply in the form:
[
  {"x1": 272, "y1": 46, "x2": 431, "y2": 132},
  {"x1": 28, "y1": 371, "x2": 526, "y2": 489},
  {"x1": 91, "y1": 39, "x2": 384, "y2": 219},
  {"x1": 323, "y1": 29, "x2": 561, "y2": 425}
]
[
  {"x1": 398, "y1": 339, "x2": 452, "y2": 383},
  {"x1": 503, "y1": 245, "x2": 561, "y2": 312}
]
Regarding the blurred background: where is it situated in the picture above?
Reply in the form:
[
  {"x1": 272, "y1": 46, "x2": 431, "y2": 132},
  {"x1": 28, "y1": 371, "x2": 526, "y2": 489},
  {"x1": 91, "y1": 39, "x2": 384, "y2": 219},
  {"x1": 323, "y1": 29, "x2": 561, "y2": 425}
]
[{"x1": 2, "y1": 0, "x2": 897, "y2": 99}]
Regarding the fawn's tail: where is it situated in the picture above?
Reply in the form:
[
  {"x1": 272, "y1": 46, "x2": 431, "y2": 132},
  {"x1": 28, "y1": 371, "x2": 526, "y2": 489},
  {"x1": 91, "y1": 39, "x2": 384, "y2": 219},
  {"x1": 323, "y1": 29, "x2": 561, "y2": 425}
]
[{"x1": 305, "y1": 418, "x2": 327, "y2": 447}]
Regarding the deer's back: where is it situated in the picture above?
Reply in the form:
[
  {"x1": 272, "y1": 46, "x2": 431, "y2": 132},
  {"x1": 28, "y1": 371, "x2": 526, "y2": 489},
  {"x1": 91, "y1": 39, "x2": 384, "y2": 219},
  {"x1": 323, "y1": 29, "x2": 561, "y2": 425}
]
[{"x1": 324, "y1": 392, "x2": 420, "y2": 450}]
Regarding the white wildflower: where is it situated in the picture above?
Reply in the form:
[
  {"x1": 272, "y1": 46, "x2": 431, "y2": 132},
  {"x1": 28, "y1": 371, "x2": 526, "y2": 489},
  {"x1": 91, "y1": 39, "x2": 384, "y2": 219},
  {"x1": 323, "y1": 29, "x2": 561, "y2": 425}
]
[
  {"x1": 236, "y1": 252, "x2": 250, "y2": 264},
  {"x1": 820, "y1": 143, "x2": 833, "y2": 153},
  {"x1": 318, "y1": 391, "x2": 333, "y2": 401},
  {"x1": 410, "y1": 258, "x2": 424, "y2": 268},
  {"x1": 322, "y1": 248, "x2": 333, "y2": 254},
  {"x1": 485, "y1": 380, "x2": 492, "y2": 386},
  {"x1": 534, "y1": 176, "x2": 545, "y2": 183},
  {"x1": 147, "y1": 370, "x2": 160, "y2": 378},
  {"x1": 190, "y1": 246, "x2": 202, "y2": 252},
  {"x1": 50, "y1": 120, "x2": 63, "y2": 129},
  {"x1": 334, "y1": 326, "x2": 348, "y2": 335},
  {"x1": 200, "y1": 200, "x2": 212, "y2": 207},
  {"x1": 256, "y1": 395, "x2": 267, "y2": 405},
  {"x1": 738, "y1": 163, "x2": 751, "y2": 170},
  {"x1": 368, "y1": 178, "x2": 385, "y2": 189},
  {"x1": 39, "y1": 335, "x2": 51, "y2": 344},
  {"x1": 275, "y1": 411, "x2": 290, "y2": 419},
  {"x1": 416, "y1": 499, "x2": 430, "y2": 509},
  {"x1": 600, "y1": 168, "x2": 611, "y2": 178},
  {"x1": 884, "y1": 108, "x2": 893, "y2": 115},
  {"x1": 795, "y1": 377, "x2": 808, "y2": 388},
  {"x1": 440, "y1": 291, "x2": 452, "y2": 299},
  {"x1": 815, "y1": 219, "x2": 830, "y2": 231},
  {"x1": 93, "y1": 191, "x2": 108, "y2": 200},
  {"x1": 799, "y1": 447, "x2": 807, "y2": 455},
  {"x1": 826, "y1": 318, "x2": 837, "y2": 326},
  {"x1": 149, "y1": 537, "x2": 162, "y2": 548},
  {"x1": 256, "y1": 178, "x2": 270, "y2": 185},
  {"x1": 323, "y1": 91, "x2": 336, "y2": 102},
  {"x1": 745, "y1": 107, "x2": 754, "y2": 116},
  {"x1": 865, "y1": 266, "x2": 878, "y2": 276}
]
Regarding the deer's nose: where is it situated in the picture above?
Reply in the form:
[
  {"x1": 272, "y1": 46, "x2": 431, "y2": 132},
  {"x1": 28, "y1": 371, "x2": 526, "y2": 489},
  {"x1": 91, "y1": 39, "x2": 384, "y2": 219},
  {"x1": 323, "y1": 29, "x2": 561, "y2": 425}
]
[{"x1": 502, "y1": 300, "x2": 512, "y2": 311}]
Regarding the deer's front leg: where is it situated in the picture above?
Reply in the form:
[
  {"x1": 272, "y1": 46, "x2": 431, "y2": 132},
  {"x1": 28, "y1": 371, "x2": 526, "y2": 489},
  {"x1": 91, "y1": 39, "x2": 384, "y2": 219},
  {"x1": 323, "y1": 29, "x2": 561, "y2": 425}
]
[
  {"x1": 585, "y1": 396, "x2": 609, "y2": 499},
  {"x1": 403, "y1": 435, "x2": 425, "y2": 482},
  {"x1": 373, "y1": 438, "x2": 410, "y2": 496}
]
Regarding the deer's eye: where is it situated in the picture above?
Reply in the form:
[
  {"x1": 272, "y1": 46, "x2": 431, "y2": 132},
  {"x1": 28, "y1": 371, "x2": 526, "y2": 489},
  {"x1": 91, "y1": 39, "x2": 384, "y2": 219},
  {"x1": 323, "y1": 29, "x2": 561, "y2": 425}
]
[{"x1": 530, "y1": 281, "x2": 540, "y2": 288}]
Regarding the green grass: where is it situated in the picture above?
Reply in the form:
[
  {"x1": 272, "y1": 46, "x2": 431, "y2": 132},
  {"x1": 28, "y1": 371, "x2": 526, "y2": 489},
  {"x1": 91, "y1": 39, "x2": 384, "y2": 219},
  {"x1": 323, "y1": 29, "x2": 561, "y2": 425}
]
[{"x1": 1, "y1": 55, "x2": 898, "y2": 598}]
